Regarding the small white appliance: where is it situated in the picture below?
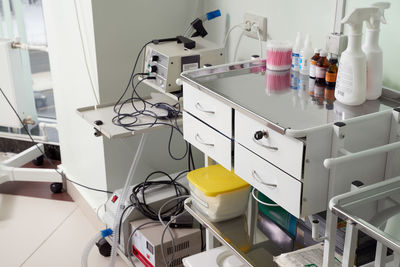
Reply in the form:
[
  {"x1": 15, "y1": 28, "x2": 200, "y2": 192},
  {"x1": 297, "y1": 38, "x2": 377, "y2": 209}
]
[{"x1": 143, "y1": 37, "x2": 224, "y2": 94}]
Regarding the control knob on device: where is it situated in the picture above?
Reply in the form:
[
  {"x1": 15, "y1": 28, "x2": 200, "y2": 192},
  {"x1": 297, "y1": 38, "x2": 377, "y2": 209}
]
[
  {"x1": 151, "y1": 55, "x2": 159, "y2": 62},
  {"x1": 149, "y1": 65, "x2": 158, "y2": 73}
]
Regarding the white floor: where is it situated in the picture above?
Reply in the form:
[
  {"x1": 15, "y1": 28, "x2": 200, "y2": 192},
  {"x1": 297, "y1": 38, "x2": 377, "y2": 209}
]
[{"x1": 0, "y1": 193, "x2": 128, "y2": 267}]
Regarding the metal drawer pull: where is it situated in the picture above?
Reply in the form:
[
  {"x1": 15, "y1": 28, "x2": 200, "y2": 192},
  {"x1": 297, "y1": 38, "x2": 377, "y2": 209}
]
[
  {"x1": 195, "y1": 134, "x2": 214, "y2": 147},
  {"x1": 252, "y1": 137, "x2": 278, "y2": 151},
  {"x1": 252, "y1": 170, "x2": 277, "y2": 188},
  {"x1": 195, "y1": 102, "x2": 215, "y2": 114}
]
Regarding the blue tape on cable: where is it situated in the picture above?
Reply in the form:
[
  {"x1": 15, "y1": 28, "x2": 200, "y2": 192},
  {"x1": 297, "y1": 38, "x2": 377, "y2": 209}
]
[
  {"x1": 101, "y1": 228, "x2": 113, "y2": 238},
  {"x1": 206, "y1": 10, "x2": 221, "y2": 21}
]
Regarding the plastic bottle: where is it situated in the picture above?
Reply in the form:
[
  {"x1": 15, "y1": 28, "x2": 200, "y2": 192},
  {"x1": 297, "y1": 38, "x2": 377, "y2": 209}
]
[
  {"x1": 291, "y1": 32, "x2": 302, "y2": 71},
  {"x1": 335, "y1": 7, "x2": 378, "y2": 106},
  {"x1": 299, "y1": 34, "x2": 313, "y2": 75},
  {"x1": 309, "y1": 49, "x2": 320, "y2": 79},
  {"x1": 362, "y1": 2, "x2": 390, "y2": 100},
  {"x1": 315, "y1": 50, "x2": 329, "y2": 83}
]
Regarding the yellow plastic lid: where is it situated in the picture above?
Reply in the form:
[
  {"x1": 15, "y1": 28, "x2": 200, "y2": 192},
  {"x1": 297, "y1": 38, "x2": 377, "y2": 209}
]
[{"x1": 187, "y1": 165, "x2": 249, "y2": 197}]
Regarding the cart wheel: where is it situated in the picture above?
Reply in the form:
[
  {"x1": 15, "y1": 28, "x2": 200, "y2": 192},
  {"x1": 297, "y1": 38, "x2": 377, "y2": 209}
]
[
  {"x1": 50, "y1": 182, "x2": 63, "y2": 193},
  {"x1": 96, "y1": 238, "x2": 111, "y2": 257},
  {"x1": 32, "y1": 155, "x2": 44, "y2": 166}
]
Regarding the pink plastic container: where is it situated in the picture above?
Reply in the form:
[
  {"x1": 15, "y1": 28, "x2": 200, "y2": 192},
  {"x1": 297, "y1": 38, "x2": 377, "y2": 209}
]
[{"x1": 266, "y1": 40, "x2": 292, "y2": 71}]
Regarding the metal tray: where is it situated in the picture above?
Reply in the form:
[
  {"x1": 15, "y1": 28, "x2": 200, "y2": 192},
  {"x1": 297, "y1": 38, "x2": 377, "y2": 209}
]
[
  {"x1": 181, "y1": 60, "x2": 400, "y2": 136},
  {"x1": 76, "y1": 93, "x2": 181, "y2": 139},
  {"x1": 185, "y1": 198, "x2": 300, "y2": 267}
]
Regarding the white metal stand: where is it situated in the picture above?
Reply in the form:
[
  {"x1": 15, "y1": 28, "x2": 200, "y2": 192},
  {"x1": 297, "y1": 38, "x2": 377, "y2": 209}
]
[
  {"x1": 0, "y1": 143, "x2": 62, "y2": 185},
  {"x1": 323, "y1": 108, "x2": 400, "y2": 267}
]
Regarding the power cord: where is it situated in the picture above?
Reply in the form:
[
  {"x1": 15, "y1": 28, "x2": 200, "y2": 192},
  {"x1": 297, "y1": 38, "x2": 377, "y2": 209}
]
[
  {"x1": 129, "y1": 171, "x2": 189, "y2": 221},
  {"x1": 0, "y1": 87, "x2": 113, "y2": 194},
  {"x1": 73, "y1": 0, "x2": 100, "y2": 106},
  {"x1": 111, "y1": 40, "x2": 194, "y2": 164}
]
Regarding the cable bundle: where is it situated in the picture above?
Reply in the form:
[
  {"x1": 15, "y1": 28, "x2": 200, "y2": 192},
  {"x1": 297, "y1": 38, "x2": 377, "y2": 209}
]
[{"x1": 129, "y1": 171, "x2": 189, "y2": 221}]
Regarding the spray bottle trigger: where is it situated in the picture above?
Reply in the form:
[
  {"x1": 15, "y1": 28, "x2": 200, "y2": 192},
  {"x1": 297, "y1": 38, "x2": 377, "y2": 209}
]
[{"x1": 381, "y1": 15, "x2": 387, "y2": 24}]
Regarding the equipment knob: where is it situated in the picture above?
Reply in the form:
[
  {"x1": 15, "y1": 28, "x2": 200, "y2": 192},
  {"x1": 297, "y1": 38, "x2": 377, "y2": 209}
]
[
  {"x1": 254, "y1": 130, "x2": 268, "y2": 140},
  {"x1": 151, "y1": 55, "x2": 159, "y2": 62},
  {"x1": 149, "y1": 65, "x2": 158, "y2": 73}
]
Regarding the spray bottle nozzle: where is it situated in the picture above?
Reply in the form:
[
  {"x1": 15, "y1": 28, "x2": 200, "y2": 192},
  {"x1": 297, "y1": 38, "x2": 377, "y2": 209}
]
[
  {"x1": 342, "y1": 7, "x2": 380, "y2": 34},
  {"x1": 372, "y1": 2, "x2": 391, "y2": 25}
]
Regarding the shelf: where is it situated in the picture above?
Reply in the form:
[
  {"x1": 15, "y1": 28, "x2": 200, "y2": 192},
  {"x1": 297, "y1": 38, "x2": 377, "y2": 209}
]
[
  {"x1": 184, "y1": 198, "x2": 291, "y2": 266},
  {"x1": 76, "y1": 93, "x2": 182, "y2": 139}
]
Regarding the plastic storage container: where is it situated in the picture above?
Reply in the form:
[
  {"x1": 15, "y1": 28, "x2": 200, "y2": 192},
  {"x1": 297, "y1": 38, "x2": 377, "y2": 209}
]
[{"x1": 187, "y1": 165, "x2": 250, "y2": 222}]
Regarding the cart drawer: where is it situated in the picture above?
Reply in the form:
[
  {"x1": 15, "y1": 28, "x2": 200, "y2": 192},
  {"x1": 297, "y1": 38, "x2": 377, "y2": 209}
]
[
  {"x1": 183, "y1": 112, "x2": 231, "y2": 170},
  {"x1": 235, "y1": 111, "x2": 304, "y2": 179},
  {"x1": 183, "y1": 83, "x2": 232, "y2": 137},
  {"x1": 235, "y1": 143, "x2": 302, "y2": 217}
]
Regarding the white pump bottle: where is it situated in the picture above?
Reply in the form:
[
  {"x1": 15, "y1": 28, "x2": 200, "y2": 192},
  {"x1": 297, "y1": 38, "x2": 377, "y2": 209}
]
[
  {"x1": 362, "y1": 2, "x2": 390, "y2": 100},
  {"x1": 335, "y1": 7, "x2": 379, "y2": 106}
]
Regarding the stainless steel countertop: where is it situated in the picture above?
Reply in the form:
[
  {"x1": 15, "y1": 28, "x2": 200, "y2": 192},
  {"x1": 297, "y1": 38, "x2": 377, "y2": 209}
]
[{"x1": 181, "y1": 60, "x2": 400, "y2": 136}]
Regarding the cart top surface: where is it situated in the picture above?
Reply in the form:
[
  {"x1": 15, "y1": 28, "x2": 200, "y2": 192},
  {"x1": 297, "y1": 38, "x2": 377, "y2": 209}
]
[{"x1": 181, "y1": 61, "x2": 400, "y2": 134}]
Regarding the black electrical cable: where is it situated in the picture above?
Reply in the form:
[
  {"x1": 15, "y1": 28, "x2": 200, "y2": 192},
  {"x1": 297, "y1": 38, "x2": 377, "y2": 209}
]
[
  {"x1": 200, "y1": 224, "x2": 205, "y2": 251},
  {"x1": 0, "y1": 87, "x2": 113, "y2": 194},
  {"x1": 129, "y1": 171, "x2": 189, "y2": 221},
  {"x1": 111, "y1": 40, "x2": 191, "y2": 164},
  {"x1": 117, "y1": 203, "x2": 134, "y2": 243}
]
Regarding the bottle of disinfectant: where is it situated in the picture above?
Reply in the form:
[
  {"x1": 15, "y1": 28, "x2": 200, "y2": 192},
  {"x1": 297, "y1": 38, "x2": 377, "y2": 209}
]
[
  {"x1": 335, "y1": 7, "x2": 379, "y2": 106},
  {"x1": 362, "y1": 2, "x2": 390, "y2": 100}
]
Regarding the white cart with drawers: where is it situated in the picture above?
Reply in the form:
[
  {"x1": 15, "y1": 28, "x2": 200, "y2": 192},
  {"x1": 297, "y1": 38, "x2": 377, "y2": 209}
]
[{"x1": 180, "y1": 60, "x2": 400, "y2": 266}]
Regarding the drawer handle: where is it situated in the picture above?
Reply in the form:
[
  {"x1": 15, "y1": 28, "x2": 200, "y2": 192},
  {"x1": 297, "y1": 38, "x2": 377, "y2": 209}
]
[
  {"x1": 195, "y1": 134, "x2": 214, "y2": 147},
  {"x1": 252, "y1": 137, "x2": 278, "y2": 151},
  {"x1": 195, "y1": 102, "x2": 215, "y2": 114},
  {"x1": 252, "y1": 170, "x2": 277, "y2": 188}
]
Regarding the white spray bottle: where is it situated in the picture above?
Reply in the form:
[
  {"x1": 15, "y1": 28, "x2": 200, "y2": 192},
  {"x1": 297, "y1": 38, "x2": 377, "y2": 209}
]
[
  {"x1": 363, "y1": 2, "x2": 390, "y2": 100},
  {"x1": 335, "y1": 7, "x2": 379, "y2": 106}
]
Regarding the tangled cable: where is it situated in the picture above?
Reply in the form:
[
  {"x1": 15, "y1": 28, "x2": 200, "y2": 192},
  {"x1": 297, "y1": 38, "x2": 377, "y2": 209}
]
[{"x1": 129, "y1": 171, "x2": 189, "y2": 221}]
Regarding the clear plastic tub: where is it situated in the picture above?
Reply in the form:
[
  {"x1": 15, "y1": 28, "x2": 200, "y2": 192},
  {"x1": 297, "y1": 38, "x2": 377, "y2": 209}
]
[{"x1": 187, "y1": 165, "x2": 250, "y2": 222}]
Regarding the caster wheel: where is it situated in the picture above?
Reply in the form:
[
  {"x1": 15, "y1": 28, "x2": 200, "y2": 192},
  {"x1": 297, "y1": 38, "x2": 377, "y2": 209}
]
[
  {"x1": 32, "y1": 155, "x2": 44, "y2": 166},
  {"x1": 50, "y1": 182, "x2": 63, "y2": 193},
  {"x1": 96, "y1": 238, "x2": 111, "y2": 257}
]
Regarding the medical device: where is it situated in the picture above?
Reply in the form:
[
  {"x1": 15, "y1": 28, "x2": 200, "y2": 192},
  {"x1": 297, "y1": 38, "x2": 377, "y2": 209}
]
[
  {"x1": 130, "y1": 218, "x2": 201, "y2": 267},
  {"x1": 0, "y1": 38, "x2": 37, "y2": 128},
  {"x1": 143, "y1": 37, "x2": 224, "y2": 94},
  {"x1": 102, "y1": 172, "x2": 189, "y2": 255}
]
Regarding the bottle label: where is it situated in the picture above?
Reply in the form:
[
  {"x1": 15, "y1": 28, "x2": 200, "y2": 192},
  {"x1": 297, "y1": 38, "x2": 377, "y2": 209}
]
[
  {"x1": 316, "y1": 66, "x2": 327, "y2": 79},
  {"x1": 299, "y1": 56, "x2": 308, "y2": 71},
  {"x1": 326, "y1": 72, "x2": 337, "y2": 83},
  {"x1": 309, "y1": 61, "x2": 317, "y2": 77},
  {"x1": 291, "y1": 53, "x2": 299, "y2": 69}
]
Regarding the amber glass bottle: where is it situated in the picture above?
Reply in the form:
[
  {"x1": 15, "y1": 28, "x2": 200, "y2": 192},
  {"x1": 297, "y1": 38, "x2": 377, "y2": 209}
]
[
  {"x1": 315, "y1": 50, "x2": 329, "y2": 84},
  {"x1": 325, "y1": 55, "x2": 338, "y2": 87}
]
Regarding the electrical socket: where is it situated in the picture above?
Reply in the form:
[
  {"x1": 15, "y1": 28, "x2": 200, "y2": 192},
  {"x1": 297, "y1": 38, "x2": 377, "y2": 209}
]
[{"x1": 243, "y1": 12, "x2": 267, "y2": 41}]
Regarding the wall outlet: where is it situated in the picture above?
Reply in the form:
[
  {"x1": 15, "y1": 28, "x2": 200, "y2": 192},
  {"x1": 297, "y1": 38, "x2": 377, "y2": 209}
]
[{"x1": 243, "y1": 12, "x2": 267, "y2": 41}]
